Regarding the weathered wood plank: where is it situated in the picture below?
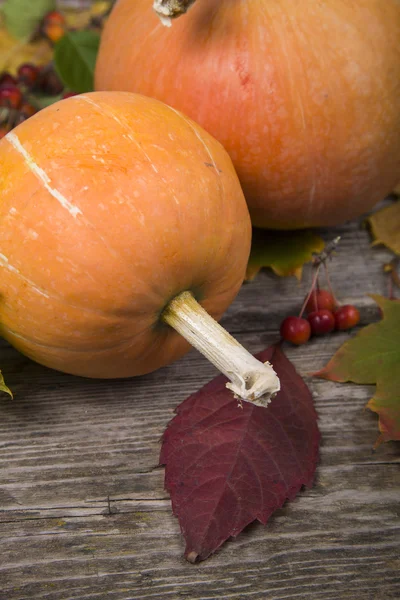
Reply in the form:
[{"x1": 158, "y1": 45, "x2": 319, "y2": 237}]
[{"x1": 1, "y1": 215, "x2": 399, "y2": 599}]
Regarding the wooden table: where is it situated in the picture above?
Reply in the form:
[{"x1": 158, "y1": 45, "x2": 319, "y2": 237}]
[{"x1": 1, "y1": 215, "x2": 399, "y2": 600}]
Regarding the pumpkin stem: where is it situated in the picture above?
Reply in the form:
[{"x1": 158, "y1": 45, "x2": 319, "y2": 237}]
[
  {"x1": 153, "y1": 0, "x2": 196, "y2": 26},
  {"x1": 162, "y1": 291, "x2": 280, "y2": 407}
]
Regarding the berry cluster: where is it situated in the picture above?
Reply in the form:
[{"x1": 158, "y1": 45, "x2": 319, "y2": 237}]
[
  {"x1": 0, "y1": 64, "x2": 68, "y2": 139},
  {"x1": 280, "y1": 290, "x2": 360, "y2": 345},
  {"x1": 0, "y1": 11, "x2": 77, "y2": 141},
  {"x1": 0, "y1": 66, "x2": 38, "y2": 138},
  {"x1": 280, "y1": 249, "x2": 360, "y2": 346},
  {"x1": 39, "y1": 8, "x2": 106, "y2": 44},
  {"x1": 41, "y1": 10, "x2": 67, "y2": 44}
]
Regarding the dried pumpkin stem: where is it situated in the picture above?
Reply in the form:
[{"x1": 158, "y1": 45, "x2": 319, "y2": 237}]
[
  {"x1": 162, "y1": 291, "x2": 280, "y2": 407},
  {"x1": 153, "y1": 0, "x2": 197, "y2": 26}
]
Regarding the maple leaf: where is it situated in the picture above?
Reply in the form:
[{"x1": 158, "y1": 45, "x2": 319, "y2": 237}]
[
  {"x1": 316, "y1": 295, "x2": 400, "y2": 446},
  {"x1": 246, "y1": 228, "x2": 324, "y2": 281},
  {"x1": 160, "y1": 345, "x2": 320, "y2": 562},
  {"x1": 0, "y1": 18, "x2": 53, "y2": 74},
  {"x1": 366, "y1": 201, "x2": 400, "y2": 256},
  {"x1": 0, "y1": 370, "x2": 12, "y2": 397},
  {"x1": 0, "y1": 1, "x2": 111, "y2": 75},
  {"x1": 2, "y1": 0, "x2": 55, "y2": 40}
]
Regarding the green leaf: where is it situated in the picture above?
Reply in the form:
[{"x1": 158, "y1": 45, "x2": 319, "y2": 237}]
[
  {"x1": 53, "y1": 30, "x2": 100, "y2": 94},
  {"x1": 246, "y1": 229, "x2": 325, "y2": 281},
  {"x1": 2, "y1": 0, "x2": 55, "y2": 40},
  {"x1": 316, "y1": 295, "x2": 400, "y2": 446},
  {"x1": 0, "y1": 370, "x2": 12, "y2": 398}
]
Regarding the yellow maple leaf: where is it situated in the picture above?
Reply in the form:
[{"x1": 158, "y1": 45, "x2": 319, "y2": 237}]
[
  {"x1": 0, "y1": 1, "x2": 112, "y2": 74},
  {"x1": 0, "y1": 15, "x2": 53, "y2": 73},
  {"x1": 0, "y1": 370, "x2": 12, "y2": 398},
  {"x1": 367, "y1": 202, "x2": 400, "y2": 256}
]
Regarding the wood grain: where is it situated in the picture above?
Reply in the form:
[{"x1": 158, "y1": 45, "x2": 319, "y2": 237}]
[{"x1": 1, "y1": 213, "x2": 399, "y2": 600}]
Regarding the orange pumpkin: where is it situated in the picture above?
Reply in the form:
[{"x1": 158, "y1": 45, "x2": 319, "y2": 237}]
[
  {"x1": 95, "y1": 0, "x2": 400, "y2": 229},
  {"x1": 0, "y1": 91, "x2": 251, "y2": 379}
]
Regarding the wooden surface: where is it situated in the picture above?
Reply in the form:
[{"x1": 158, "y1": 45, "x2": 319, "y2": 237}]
[{"x1": 1, "y1": 215, "x2": 399, "y2": 600}]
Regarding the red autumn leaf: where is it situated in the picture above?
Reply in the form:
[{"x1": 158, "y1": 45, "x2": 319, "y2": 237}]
[{"x1": 160, "y1": 344, "x2": 320, "y2": 562}]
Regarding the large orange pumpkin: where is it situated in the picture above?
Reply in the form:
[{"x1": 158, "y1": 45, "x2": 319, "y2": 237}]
[
  {"x1": 0, "y1": 91, "x2": 251, "y2": 379},
  {"x1": 95, "y1": 0, "x2": 400, "y2": 229}
]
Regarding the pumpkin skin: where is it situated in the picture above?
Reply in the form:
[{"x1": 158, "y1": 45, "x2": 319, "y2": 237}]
[
  {"x1": 95, "y1": 0, "x2": 400, "y2": 229},
  {"x1": 0, "y1": 91, "x2": 251, "y2": 378}
]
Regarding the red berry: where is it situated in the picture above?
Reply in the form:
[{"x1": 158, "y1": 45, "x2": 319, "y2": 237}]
[
  {"x1": 21, "y1": 102, "x2": 37, "y2": 116},
  {"x1": 308, "y1": 309, "x2": 335, "y2": 335},
  {"x1": 42, "y1": 12, "x2": 66, "y2": 44},
  {"x1": 17, "y1": 63, "x2": 39, "y2": 87},
  {"x1": 17, "y1": 102, "x2": 38, "y2": 123},
  {"x1": 44, "y1": 22, "x2": 66, "y2": 43},
  {"x1": 334, "y1": 305, "x2": 360, "y2": 331},
  {"x1": 305, "y1": 289, "x2": 336, "y2": 313},
  {"x1": 62, "y1": 91, "x2": 78, "y2": 99},
  {"x1": 0, "y1": 125, "x2": 10, "y2": 139},
  {"x1": 0, "y1": 84, "x2": 22, "y2": 109},
  {"x1": 37, "y1": 69, "x2": 64, "y2": 96},
  {"x1": 44, "y1": 10, "x2": 66, "y2": 26},
  {"x1": 280, "y1": 316, "x2": 311, "y2": 345},
  {"x1": 0, "y1": 72, "x2": 17, "y2": 87}
]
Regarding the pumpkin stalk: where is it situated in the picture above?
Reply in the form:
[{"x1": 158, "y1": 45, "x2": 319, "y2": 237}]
[
  {"x1": 153, "y1": 0, "x2": 196, "y2": 26},
  {"x1": 162, "y1": 291, "x2": 280, "y2": 407}
]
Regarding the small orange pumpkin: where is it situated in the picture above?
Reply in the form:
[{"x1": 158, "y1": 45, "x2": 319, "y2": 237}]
[
  {"x1": 95, "y1": 0, "x2": 400, "y2": 229},
  {"x1": 0, "y1": 92, "x2": 251, "y2": 379}
]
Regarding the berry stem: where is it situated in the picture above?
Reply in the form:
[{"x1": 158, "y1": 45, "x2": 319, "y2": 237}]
[
  {"x1": 323, "y1": 263, "x2": 340, "y2": 308},
  {"x1": 299, "y1": 264, "x2": 321, "y2": 318},
  {"x1": 313, "y1": 236, "x2": 341, "y2": 266},
  {"x1": 162, "y1": 291, "x2": 280, "y2": 407}
]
